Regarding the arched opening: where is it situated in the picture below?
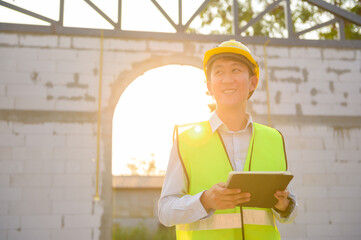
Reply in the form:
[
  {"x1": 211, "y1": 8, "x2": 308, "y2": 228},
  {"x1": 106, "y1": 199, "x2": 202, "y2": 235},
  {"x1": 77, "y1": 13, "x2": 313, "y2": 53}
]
[
  {"x1": 111, "y1": 64, "x2": 212, "y2": 234},
  {"x1": 112, "y1": 65, "x2": 211, "y2": 176}
]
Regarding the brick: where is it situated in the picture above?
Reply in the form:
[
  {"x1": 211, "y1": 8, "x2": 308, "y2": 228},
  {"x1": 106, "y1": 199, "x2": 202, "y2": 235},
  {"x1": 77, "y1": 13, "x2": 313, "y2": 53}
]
[
  {"x1": 52, "y1": 174, "x2": 92, "y2": 187},
  {"x1": 54, "y1": 123, "x2": 95, "y2": 135},
  {"x1": 56, "y1": 60, "x2": 97, "y2": 73},
  {"x1": 303, "y1": 173, "x2": 338, "y2": 186},
  {"x1": 65, "y1": 160, "x2": 95, "y2": 174},
  {"x1": 264, "y1": 46, "x2": 289, "y2": 58},
  {"x1": 64, "y1": 187, "x2": 92, "y2": 201},
  {"x1": 38, "y1": 49, "x2": 77, "y2": 61},
  {"x1": 104, "y1": 39, "x2": 147, "y2": 51},
  {"x1": 19, "y1": 35, "x2": 57, "y2": 48},
  {"x1": 331, "y1": 104, "x2": 361, "y2": 117},
  {"x1": 0, "y1": 33, "x2": 18, "y2": 45},
  {"x1": 339, "y1": 71, "x2": 361, "y2": 82},
  {"x1": 8, "y1": 229, "x2": 50, "y2": 240},
  {"x1": 0, "y1": 201, "x2": 8, "y2": 215},
  {"x1": 329, "y1": 211, "x2": 361, "y2": 224},
  {"x1": 52, "y1": 201, "x2": 92, "y2": 214},
  {"x1": 267, "y1": 58, "x2": 297, "y2": 68},
  {"x1": 12, "y1": 147, "x2": 53, "y2": 161},
  {"x1": 0, "y1": 59, "x2": 16, "y2": 72},
  {"x1": 72, "y1": 37, "x2": 100, "y2": 49},
  {"x1": 302, "y1": 103, "x2": 333, "y2": 116},
  {"x1": 299, "y1": 125, "x2": 333, "y2": 137},
  {"x1": 39, "y1": 72, "x2": 74, "y2": 85},
  {"x1": 338, "y1": 174, "x2": 361, "y2": 185},
  {"x1": 326, "y1": 161, "x2": 361, "y2": 173},
  {"x1": 0, "y1": 96, "x2": 14, "y2": 109},
  {"x1": 0, "y1": 216, "x2": 20, "y2": 229},
  {"x1": 0, "y1": 230, "x2": 6, "y2": 239},
  {"x1": 13, "y1": 122, "x2": 54, "y2": 134},
  {"x1": 287, "y1": 136, "x2": 324, "y2": 150},
  {"x1": 66, "y1": 135, "x2": 96, "y2": 148},
  {"x1": 7, "y1": 84, "x2": 47, "y2": 97},
  {"x1": 59, "y1": 36, "x2": 71, "y2": 48},
  {"x1": 25, "y1": 135, "x2": 66, "y2": 147},
  {"x1": 0, "y1": 174, "x2": 10, "y2": 187},
  {"x1": 295, "y1": 58, "x2": 328, "y2": 70},
  {"x1": 50, "y1": 229, "x2": 91, "y2": 240},
  {"x1": 21, "y1": 188, "x2": 64, "y2": 201},
  {"x1": 304, "y1": 198, "x2": 339, "y2": 211},
  {"x1": 0, "y1": 84, "x2": 5, "y2": 96},
  {"x1": 336, "y1": 150, "x2": 361, "y2": 161},
  {"x1": 11, "y1": 174, "x2": 52, "y2": 187},
  {"x1": 23, "y1": 160, "x2": 64, "y2": 174},
  {"x1": 55, "y1": 99, "x2": 96, "y2": 111},
  {"x1": 323, "y1": 48, "x2": 355, "y2": 60},
  {"x1": 14, "y1": 96, "x2": 55, "y2": 110},
  {"x1": 327, "y1": 59, "x2": 360, "y2": 72},
  {"x1": 290, "y1": 47, "x2": 322, "y2": 59},
  {"x1": 341, "y1": 223, "x2": 361, "y2": 237},
  {"x1": 327, "y1": 186, "x2": 361, "y2": 198},
  {"x1": 0, "y1": 188, "x2": 21, "y2": 200},
  {"x1": 0, "y1": 134, "x2": 24, "y2": 147},
  {"x1": 307, "y1": 224, "x2": 341, "y2": 237},
  {"x1": 76, "y1": 49, "x2": 99, "y2": 60},
  {"x1": 294, "y1": 211, "x2": 330, "y2": 224},
  {"x1": 17, "y1": 60, "x2": 56, "y2": 73},
  {"x1": 277, "y1": 224, "x2": 307, "y2": 238},
  {"x1": 270, "y1": 103, "x2": 297, "y2": 115},
  {"x1": 0, "y1": 146, "x2": 12, "y2": 159},
  {"x1": 21, "y1": 216, "x2": 61, "y2": 229},
  {"x1": 0, "y1": 71, "x2": 32, "y2": 84},
  {"x1": 307, "y1": 69, "x2": 338, "y2": 82},
  {"x1": 115, "y1": 52, "x2": 151, "y2": 64},
  {"x1": 0, "y1": 161, "x2": 23, "y2": 173},
  {"x1": 53, "y1": 147, "x2": 95, "y2": 161},
  {"x1": 18, "y1": 48, "x2": 39, "y2": 60},
  {"x1": 47, "y1": 85, "x2": 89, "y2": 99},
  {"x1": 63, "y1": 215, "x2": 100, "y2": 228},
  {"x1": 296, "y1": 186, "x2": 327, "y2": 198},
  {"x1": 9, "y1": 200, "x2": 51, "y2": 215},
  {"x1": 148, "y1": 40, "x2": 183, "y2": 52}
]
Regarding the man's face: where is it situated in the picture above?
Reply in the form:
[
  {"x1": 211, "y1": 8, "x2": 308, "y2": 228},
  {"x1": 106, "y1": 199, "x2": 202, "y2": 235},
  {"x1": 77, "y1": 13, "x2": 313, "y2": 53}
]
[{"x1": 207, "y1": 58, "x2": 258, "y2": 111}]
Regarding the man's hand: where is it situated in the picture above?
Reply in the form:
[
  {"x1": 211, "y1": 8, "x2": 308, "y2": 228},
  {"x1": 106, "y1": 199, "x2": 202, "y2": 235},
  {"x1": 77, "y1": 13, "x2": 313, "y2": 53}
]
[
  {"x1": 274, "y1": 189, "x2": 290, "y2": 212},
  {"x1": 200, "y1": 182, "x2": 251, "y2": 211}
]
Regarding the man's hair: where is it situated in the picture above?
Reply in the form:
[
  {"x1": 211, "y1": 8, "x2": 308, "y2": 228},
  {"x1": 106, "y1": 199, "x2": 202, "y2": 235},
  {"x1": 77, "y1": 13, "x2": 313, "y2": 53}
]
[{"x1": 206, "y1": 55, "x2": 255, "y2": 82}]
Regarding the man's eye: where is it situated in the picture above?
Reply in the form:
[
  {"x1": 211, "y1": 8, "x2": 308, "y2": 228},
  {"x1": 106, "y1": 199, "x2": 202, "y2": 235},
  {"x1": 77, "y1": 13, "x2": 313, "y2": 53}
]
[
  {"x1": 233, "y1": 68, "x2": 241, "y2": 73},
  {"x1": 215, "y1": 71, "x2": 223, "y2": 75}
]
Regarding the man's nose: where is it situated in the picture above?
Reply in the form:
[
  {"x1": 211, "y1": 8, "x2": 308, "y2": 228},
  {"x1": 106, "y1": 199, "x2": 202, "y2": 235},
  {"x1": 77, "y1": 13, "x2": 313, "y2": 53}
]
[{"x1": 221, "y1": 72, "x2": 234, "y2": 84}]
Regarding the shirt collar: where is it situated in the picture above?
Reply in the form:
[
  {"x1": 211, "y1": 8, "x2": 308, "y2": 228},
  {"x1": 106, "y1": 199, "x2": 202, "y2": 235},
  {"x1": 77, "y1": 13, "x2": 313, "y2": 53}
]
[{"x1": 209, "y1": 111, "x2": 253, "y2": 133}]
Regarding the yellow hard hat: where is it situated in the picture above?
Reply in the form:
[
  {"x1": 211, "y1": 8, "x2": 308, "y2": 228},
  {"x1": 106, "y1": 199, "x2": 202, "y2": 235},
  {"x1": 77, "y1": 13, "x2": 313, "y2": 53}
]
[{"x1": 203, "y1": 40, "x2": 259, "y2": 98}]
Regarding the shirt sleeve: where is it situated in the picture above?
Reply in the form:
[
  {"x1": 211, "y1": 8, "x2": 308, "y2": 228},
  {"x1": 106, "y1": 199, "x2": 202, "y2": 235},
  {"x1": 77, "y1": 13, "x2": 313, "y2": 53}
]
[
  {"x1": 158, "y1": 138, "x2": 215, "y2": 227},
  {"x1": 272, "y1": 183, "x2": 298, "y2": 224}
]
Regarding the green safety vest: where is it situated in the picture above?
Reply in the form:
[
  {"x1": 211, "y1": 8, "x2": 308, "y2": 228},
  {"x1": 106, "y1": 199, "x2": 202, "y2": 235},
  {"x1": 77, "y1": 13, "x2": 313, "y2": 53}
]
[{"x1": 175, "y1": 121, "x2": 287, "y2": 240}]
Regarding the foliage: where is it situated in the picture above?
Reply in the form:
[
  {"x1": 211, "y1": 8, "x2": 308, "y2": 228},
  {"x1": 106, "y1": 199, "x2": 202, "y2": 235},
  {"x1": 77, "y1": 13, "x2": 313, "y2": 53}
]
[
  {"x1": 127, "y1": 153, "x2": 158, "y2": 176},
  {"x1": 112, "y1": 224, "x2": 176, "y2": 240},
  {"x1": 187, "y1": 0, "x2": 361, "y2": 40}
]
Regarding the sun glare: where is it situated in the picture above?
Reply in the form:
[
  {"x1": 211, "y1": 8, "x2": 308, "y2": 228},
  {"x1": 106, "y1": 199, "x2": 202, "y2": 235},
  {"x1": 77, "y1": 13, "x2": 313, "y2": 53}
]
[{"x1": 112, "y1": 65, "x2": 212, "y2": 176}]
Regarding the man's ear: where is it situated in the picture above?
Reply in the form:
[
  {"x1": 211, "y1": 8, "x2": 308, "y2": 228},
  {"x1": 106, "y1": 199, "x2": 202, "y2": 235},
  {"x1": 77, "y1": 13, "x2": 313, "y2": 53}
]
[
  {"x1": 207, "y1": 80, "x2": 212, "y2": 95},
  {"x1": 249, "y1": 75, "x2": 258, "y2": 92}
]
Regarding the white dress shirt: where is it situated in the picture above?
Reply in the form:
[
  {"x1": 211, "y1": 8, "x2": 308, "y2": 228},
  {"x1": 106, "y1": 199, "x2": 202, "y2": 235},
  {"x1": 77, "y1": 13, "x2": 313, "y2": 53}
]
[{"x1": 158, "y1": 112, "x2": 297, "y2": 227}]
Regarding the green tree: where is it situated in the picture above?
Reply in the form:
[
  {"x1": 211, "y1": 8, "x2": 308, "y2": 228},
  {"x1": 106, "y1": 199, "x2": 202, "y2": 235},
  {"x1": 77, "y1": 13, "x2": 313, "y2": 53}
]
[{"x1": 188, "y1": 0, "x2": 361, "y2": 40}]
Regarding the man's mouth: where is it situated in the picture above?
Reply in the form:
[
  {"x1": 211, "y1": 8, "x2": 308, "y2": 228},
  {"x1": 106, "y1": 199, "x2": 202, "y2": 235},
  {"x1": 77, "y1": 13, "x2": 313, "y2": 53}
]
[{"x1": 223, "y1": 89, "x2": 236, "y2": 94}]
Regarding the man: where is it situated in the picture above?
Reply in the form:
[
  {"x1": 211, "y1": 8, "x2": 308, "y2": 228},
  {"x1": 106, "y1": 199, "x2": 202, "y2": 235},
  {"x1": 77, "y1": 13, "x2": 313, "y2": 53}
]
[{"x1": 158, "y1": 40, "x2": 297, "y2": 240}]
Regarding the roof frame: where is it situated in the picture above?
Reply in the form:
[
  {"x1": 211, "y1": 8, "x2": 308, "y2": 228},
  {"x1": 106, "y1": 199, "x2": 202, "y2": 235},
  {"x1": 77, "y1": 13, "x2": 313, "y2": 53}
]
[{"x1": 0, "y1": 0, "x2": 360, "y2": 48}]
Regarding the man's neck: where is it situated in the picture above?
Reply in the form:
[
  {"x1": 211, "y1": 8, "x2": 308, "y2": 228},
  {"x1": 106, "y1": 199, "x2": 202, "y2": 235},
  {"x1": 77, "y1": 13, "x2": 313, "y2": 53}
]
[{"x1": 216, "y1": 107, "x2": 248, "y2": 132}]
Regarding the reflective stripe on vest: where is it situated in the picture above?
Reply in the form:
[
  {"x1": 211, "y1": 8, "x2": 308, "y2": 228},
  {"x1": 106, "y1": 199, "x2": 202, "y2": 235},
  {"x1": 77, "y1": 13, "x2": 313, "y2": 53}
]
[{"x1": 176, "y1": 209, "x2": 274, "y2": 231}]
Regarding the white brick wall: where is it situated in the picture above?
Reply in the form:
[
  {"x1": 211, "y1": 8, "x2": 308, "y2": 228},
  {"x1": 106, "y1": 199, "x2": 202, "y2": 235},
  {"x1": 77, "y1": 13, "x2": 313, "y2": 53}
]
[{"x1": 0, "y1": 32, "x2": 360, "y2": 240}]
